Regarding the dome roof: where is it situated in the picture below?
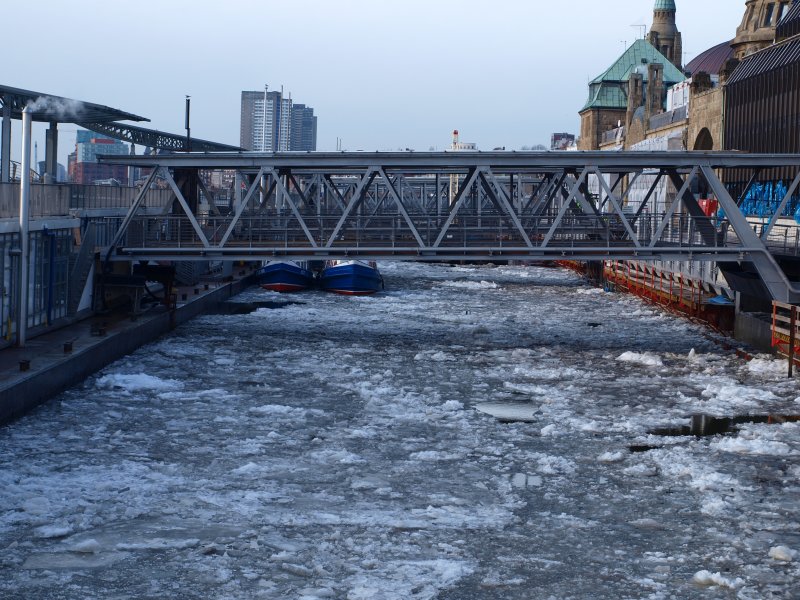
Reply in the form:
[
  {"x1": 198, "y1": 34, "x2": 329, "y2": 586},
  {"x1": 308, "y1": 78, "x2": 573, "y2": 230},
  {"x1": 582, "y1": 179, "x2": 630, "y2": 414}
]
[
  {"x1": 685, "y1": 40, "x2": 735, "y2": 76},
  {"x1": 654, "y1": 0, "x2": 676, "y2": 10}
]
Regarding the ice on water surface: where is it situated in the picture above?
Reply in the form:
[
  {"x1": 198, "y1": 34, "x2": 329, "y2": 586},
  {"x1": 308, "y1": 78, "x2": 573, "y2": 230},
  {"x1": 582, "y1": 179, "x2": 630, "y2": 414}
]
[{"x1": 1, "y1": 262, "x2": 799, "y2": 599}]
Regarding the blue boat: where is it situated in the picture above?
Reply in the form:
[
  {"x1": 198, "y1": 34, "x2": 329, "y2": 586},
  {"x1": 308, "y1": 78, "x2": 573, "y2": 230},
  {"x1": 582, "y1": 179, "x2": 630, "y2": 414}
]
[
  {"x1": 256, "y1": 261, "x2": 315, "y2": 293},
  {"x1": 319, "y1": 260, "x2": 383, "y2": 295}
]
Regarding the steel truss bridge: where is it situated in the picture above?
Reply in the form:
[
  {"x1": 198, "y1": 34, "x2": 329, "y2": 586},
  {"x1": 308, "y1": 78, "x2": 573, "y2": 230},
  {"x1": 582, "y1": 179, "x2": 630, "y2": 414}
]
[{"x1": 99, "y1": 151, "x2": 800, "y2": 302}]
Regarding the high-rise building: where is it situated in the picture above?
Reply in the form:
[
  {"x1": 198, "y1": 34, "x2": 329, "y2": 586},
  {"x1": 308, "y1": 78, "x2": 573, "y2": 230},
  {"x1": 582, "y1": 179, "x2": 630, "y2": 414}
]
[
  {"x1": 240, "y1": 88, "x2": 294, "y2": 152},
  {"x1": 241, "y1": 88, "x2": 318, "y2": 152},
  {"x1": 68, "y1": 130, "x2": 130, "y2": 184},
  {"x1": 290, "y1": 104, "x2": 318, "y2": 151}
]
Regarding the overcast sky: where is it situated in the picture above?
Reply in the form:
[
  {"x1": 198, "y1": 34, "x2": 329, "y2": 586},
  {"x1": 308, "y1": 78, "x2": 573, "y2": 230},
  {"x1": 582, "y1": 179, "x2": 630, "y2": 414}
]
[{"x1": 4, "y1": 0, "x2": 743, "y2": 164}]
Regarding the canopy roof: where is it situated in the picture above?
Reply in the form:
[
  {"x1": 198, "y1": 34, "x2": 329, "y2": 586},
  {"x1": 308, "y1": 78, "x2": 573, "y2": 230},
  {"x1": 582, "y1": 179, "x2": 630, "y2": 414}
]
[{"x1": 0, "y1": 84, "x2": 147, "y2": 123}]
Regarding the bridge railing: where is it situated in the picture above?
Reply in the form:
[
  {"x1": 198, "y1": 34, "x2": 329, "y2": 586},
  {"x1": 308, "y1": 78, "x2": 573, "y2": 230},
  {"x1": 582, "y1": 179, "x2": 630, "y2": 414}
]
[{"x1": 99, "y1": 211, "x2": 731, "y2": 256}]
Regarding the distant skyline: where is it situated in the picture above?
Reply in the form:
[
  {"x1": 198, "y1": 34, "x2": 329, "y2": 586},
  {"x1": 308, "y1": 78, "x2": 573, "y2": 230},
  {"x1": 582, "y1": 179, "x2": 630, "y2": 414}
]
[{"x1": 4, "y1": 1, "x2": 743, "y2": 166}]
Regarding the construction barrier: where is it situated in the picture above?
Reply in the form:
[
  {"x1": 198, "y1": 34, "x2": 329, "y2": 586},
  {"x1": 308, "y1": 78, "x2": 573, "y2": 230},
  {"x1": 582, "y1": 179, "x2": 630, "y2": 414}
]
[{"x1": 771, "y1": 301, "x2": 800, "y2": 376}]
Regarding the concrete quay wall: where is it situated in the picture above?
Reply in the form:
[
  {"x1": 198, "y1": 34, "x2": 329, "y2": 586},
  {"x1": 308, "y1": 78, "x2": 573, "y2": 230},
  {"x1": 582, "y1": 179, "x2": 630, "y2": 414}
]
[{"x1": 0, "y1": 277, "x2": 253, "y2": 426}]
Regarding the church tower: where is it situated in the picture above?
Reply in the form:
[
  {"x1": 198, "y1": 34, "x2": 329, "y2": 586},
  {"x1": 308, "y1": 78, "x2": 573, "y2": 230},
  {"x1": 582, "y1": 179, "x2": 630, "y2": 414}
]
[
  {"x1": 647, "y1": 0, "x2": 683, "y2": 70},
  {"x1": 731, "y1": 0, "x2": 791, "y2": 59}
]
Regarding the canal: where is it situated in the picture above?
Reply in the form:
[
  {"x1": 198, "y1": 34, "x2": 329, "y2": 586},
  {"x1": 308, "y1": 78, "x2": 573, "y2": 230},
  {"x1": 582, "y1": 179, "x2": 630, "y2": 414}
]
[{"x1": 1, "y1": 262, "x2": 798, "y2": 599}]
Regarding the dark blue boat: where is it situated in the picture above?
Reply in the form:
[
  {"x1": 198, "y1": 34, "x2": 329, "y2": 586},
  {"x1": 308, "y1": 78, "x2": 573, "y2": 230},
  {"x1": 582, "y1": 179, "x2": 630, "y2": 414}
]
[
  {"x1": 256, "y1": 261, "x2": 315, "y2": 293},
  {"x1": 319, "y1": 260, "x2": 383, "y2": 295}
]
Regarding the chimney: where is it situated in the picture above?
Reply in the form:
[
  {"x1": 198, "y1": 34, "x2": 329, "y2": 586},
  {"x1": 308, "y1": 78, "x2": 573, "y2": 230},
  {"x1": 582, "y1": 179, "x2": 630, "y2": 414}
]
[
  {"x1": 690, "y1": 71, "x2": 713, "y2": 94},
  {"x1": 719, "y1": 58, "x2": 740, "y2": 85},
  {"x1": 646, "y1": 63, "x2": 664, "y2": 122},
  {"x1": 626, "y1": 72, "x2": 644, "y2": 130}
]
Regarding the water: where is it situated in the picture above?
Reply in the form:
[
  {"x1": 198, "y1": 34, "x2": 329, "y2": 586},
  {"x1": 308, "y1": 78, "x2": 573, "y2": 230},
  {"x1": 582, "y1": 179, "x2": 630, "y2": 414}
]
[{"x1": 1, "y1": 262, "x2": 799, "y2": 599}]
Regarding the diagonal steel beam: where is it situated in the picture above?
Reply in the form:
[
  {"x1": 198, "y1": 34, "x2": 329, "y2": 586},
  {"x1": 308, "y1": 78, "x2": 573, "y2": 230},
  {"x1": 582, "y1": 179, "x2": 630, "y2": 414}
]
[
  {"x1": 598, "y1": 173, "x2": 625, "y2": 210},
  {"x1": 323, "y1": 175, "x2": 348, "y2": 212},
  {"x1": 433, "y1": 168, "x2": 480, "y2": 248},
  {"x1": 162, "y1": 168, "x2": 211, "y2": 248},
  {"x1": 480, "y1": 168, "x2": 533, "y2": 248},
  {"x1": 325, "y1": 167, "x2": 378, "y2": 247},
  {"x1": 592, "y1": 167, "x2": 641, "y2": 248},
  {"x1": 287, "y1": 172, "x2": 317, "y2": 210},
  {"x1": 268, "y1": 168, "x2": 318, "y2": 247},
  {"x1": 256, "y1": 178, "x2": 278, "y2": 213},
  {"x1": 665, "y1": 169, "x2": 718, "y2": 247},
  {"x1": 218, "y1": 167, "x2": 266, "y2": 247},
  {"x1": 196, "y1": 176, "x2": 221, "y2": 216},
  {"x1": 702, "y1": 165, "x2": 798, "y2": 302},
  {"x1": 630, "y1": 171, "x2": 664, "y2": 225},
  {"x1": 649, "y1": 166, "x2": 698, "y2": 248},
  {"x1": 521, "y1": 175, "x2": 552, "y2": 214},
  {"x1": 737, "y1": 168, "x2": 762, "y2": 208},
  {"x1": 376, "y1": 168, "x2": 427, "y2": 247},
  {"x1": 541, "y1": 168, "x2": 590, "y2": 248},
  {"x1": 562, "y1": 173, "x2": 601, "y2": 218},
  {"x1": 104, "y1": 167, "x2": 160, "y2": 262},
  {"x1": 524, "y1": 172, "x2": 565, "y2": 216},
  {"x1": 762, "y1": 169, "x2": 800, "y2": 240}
]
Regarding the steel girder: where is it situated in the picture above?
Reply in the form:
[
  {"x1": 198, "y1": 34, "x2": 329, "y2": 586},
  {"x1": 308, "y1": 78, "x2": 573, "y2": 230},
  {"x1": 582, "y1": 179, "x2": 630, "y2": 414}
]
[
  {"x1": 82, "y1": 122, "x2": 242, "y2": 153},
  {"x1": 98, "y1": 151, "x2": 800, "y2": 302}
]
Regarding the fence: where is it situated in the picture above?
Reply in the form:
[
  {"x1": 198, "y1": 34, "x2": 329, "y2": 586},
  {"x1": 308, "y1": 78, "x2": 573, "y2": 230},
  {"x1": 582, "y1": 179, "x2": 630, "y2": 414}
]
[
  {"x1": 0, "y1": 183, "x2": 70, "y2": 217},
  {"x1": 0, "y1": 183, "x2": 174, "y2": 218},
  {"x1": 772, "y1": 301, "x2": 800, "y2": 377}
]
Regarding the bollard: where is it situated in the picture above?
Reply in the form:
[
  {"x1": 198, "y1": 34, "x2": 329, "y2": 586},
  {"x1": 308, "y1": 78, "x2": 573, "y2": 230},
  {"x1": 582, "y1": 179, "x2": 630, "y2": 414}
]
[
  {"x1": 181, "y1": 293, "x2": 187, "y2": 301},
  {"x1": 19, "y1": 359, "x2": 30, "y2": 372},
  {"x1": 63, "y1": 341, "x2": 73, "y2": 353},
  {"x1": 194, "y1": 288, "x2": 199, "y2": 295},
  {"x1": 204, "y1": 283, "x2": 209, "y2": 291}
]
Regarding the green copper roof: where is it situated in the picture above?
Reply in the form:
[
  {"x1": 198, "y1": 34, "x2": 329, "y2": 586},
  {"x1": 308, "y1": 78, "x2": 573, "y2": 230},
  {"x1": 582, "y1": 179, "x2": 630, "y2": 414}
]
[
  {"x1": 581, "y1": 39, "x2": 686, "y2": 111},
  {"x1": 654, "y1": 0, "x2": 676, "y2": 10}
]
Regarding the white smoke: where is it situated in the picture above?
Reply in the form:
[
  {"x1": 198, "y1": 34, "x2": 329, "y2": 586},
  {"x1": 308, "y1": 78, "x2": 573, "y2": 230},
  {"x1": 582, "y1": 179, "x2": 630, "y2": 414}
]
[{"x1": 25, "y1": 96, "x2": 86, "y2": 119}]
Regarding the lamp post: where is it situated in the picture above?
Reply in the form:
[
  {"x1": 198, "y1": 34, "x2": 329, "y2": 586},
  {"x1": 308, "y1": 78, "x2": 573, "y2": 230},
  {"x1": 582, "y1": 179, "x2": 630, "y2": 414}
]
[{"x1": 185, "y1": 95, "x2": 191, "y2": 152}]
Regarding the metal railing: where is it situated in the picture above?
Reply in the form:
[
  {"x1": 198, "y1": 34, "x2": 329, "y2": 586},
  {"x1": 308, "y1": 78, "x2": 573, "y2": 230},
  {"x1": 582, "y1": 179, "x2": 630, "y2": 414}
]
[{"x1": 96, "y1": 211, "x2": 737, "y2": 261}]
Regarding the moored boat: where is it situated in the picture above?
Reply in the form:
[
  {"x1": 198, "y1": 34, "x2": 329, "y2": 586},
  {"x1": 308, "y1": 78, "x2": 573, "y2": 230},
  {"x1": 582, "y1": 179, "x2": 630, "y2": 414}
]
[
  {"x1": 256, "y1": 261, "x2": 315, "y2": 293},
  {"x1": 319, "y1": 260, "x2": 383, "y2": 295}
]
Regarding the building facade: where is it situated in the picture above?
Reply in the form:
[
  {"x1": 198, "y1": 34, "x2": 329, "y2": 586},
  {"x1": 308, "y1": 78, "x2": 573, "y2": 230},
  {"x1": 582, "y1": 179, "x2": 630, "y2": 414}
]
[
  {"x1": 290, "y1": 104, "x2": 318, "y2": 151},
  {"x1": 68, "y1": 131, "x2": 130, "y2": 185},
  {"x1": 732, "y1": 0, "x2": 793, "y2": 58},
  {"x1": 725, "y1": 2, "x2": 800, "y2": 190},
  {"x1": 241, "y1": 89, "x2": 317, "y2": 152},
  {"x1": 240, "y1": 89, "x2": 292, "y2": 152}
]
